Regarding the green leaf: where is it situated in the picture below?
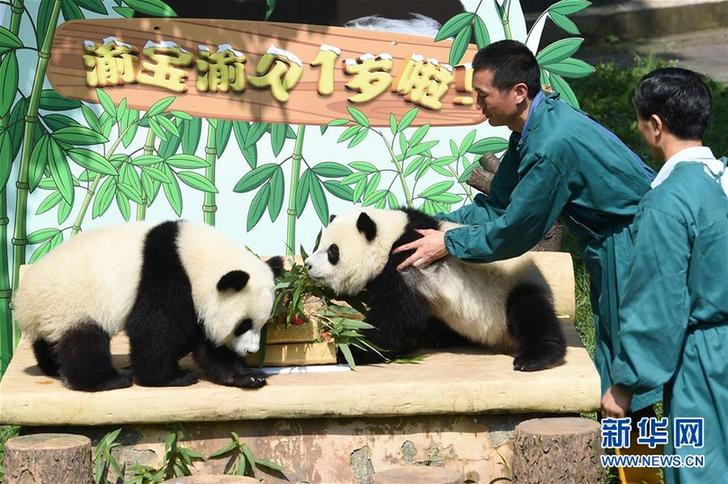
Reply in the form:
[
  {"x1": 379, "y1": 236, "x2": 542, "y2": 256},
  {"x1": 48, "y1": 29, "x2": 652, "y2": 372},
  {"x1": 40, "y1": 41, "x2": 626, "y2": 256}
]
[
  {"x1": 141, "y1": 166, "x2": 173, "y2": 183},
  {"x1": 340, "y1": 172, "x2": 367, "y2": 185},
  {"x1": 337, "y1": 125, "x2": 360, "y2": 144},
  {"x1": 146, "y1": 96, "x2": 176, "y2": 117},
  {"x1": 67, "y1": 148, "x2": 117, "y2": 175},
  {"x1": 268, "y1": 166, "x2": 284, "y2": 221},
  {"x1": 96, "y1": 89, "x2": 117, "y2": 118},
  {"x1": 133, "y1": 155, "x2": 164, "y2": 166},
  {"x1": 171, "y1": 110, "x2": 192, "y2": 120},
  {"x1": 348, "y1": 128, "x2": 368, "y2": 148},
  {"x1": 47, "y1": 138, "x2": 74, "y2": 204},
  {"x1": 429, "y1": 193, "x2": 462, "y2": 203},
  {"x1": 449, "y1": 24, "x2": 472, "y2": 66},
  {"x1": 155, "y1": 114, "x2": 179, "y2": 138},
  {"x1": 255, "y1": 458, "x2": 284, "y2": 473},
  {"x1": 549, "y1": 11, "x2": 580, "y2": 35},
  {"x1": 389, "y1": 113, "x2": 397, "y2": 135},
  {"x1": 363, "y1": 189, "x2": 387, "y2": 207},
  {"x1": 0, "y1": 52, "x2": 18, "y2": 117},
  {"x1": 8, "y1": 97, "x2": 28, "y2": 160},
  {"x1": 473, "y1": 16, "x2": 490, "y2": 49},
  {"x1": 245, "y1": 122, "x2": 269, "y2": 149},
  {"x1": 29, "y1": 239, "x2": 53, "y2": 263},
  {"x1": 141, "y1": 169, "x2": 161, "y2": 204},
  {"x1": 347, "y1": 107, "x2": 369, "y2": 128},
  {"x1": 309, "y1": 176, "x2": 329, "y2": 225},
  {"x1": 312, "y1": 162, "x2": 352, "y2": 178},
  {"x1": 398, "y1": 108, "x2": 419, "y2": 132},
  {"x1": 122, "y1": 109, "x2": 140, "y2": 147},
  {"x1": 74, "y1": 0, "x2": 108, "y2": 14},
  {"x1": 265, "y1": 0, "x2": 276, "y2": 19},
  {"x1": 233, "y1": 164, "x2": 278, "y2": 193},
  {"x1": 123, "y1": 0, "x2": 177, "y2": 17},
  {"x1": 27, "y1": 228, "x2": 60, "y2": 244},
  {"x1": 549, "y1": 73, "x2": 580, "y2": 108},
  {"x1": 352, "y1": 177, "x2": 367, "y2": 203},
  {"x1": 215, "y1": 119, "x2": 233, "y2": 157},
  {"x1": 182, "y1": 118, "x2": 202, "y2": 154},
  {"x1": 536, "y1": 38, "x2": 584, "y2": 66},
  {"x1": 338, "y1": 342, "x2": 356, "y2": 369},
  {"x1": 81, "y1": 105, "x2": 102, "y2": 133},
  {"x1": 92, "y1": 176, "x2": 116, "y2": 218},
  {"x1": 0, "y1": 133, "x2": 13, "y2": 188},
  {"x1": 247, "y1": 183, "x2": 270, "y2": 231},
  {"x1": 112, "y1": 6, "x2": 135, "y2": 17},
  {"x1": 434, "y1": 12, "x2": 472, "y2": 41},
  {"x1": 350, "y1": 161, "x2": 378, "y2": 173},
  {"x1": 364, "y1": 172, "x2": 381, "y2": 199},
  {"x1": 458, "y1": 159, "x2": 480, "y2": 182},
  {"x1": 116, "y1": 190, "x2": 131, "y2": 220},
  {"x1": 295, "y1": 169, "x2": 311, "y2": 217},
  {"x1": 39, "y1": 90, "x2": 82, "y2": 111},
  {"x1": 162, "y1": 165, "x2": 183, "y2": 215},
  {"x1": 459, "y1": 129, "x2": 477, "y2": 155},
  {"x1": 62, "y1": 0, "x2": 85, "y2": 21},
  {"x1": 53, "y1": 126, "x2": 108, "y2": 145},
  {"x1": 549, "y1": 0, "x2": 591, "y2": 16},
  {"x1": 419, "y1": 181, "x2": 453, "y2": 198},
  {"x1": 408, "y1": 140, "x2": 438, "y2": 157},
  {"x1": 387, "y1": 192, "x2": 399, "y2": 209},
  {"x1": 467, "y1": 137, "x2": 509, "y2": 155},
  {"x1": 544, "y1": 57, "x2": 594, "y2": 79},
  {"x1": 207, "y1": 118, "x2": 218, "y2": 130},
  {"x1": 36, "y1": 0, "x2": 54, "y2": 49},
  {"x1": 323, "y1": 180, "x2": 354, "y2": 202},
  {"x1": 157, "y1": 121, "x2": 181, "y2": 155},
  {"x1": 120, "y1": 164, "x2": 144, "y2": 202},
  {"x1": 177, "y1": 171, "x2": 218, "y2": 193},
  {"x1": 404, "y1": 156, "x2": 426, "y2": 177},
  {"x1": 57, "y1": 199, "x2": 72, "y2": 224},
  {"x1": 208, "y1": 441, "x2": 238, "y2": 459},
  {"x1": 409, "y1": 124, "x2": 430, "y2": 147},
  {"x1": 43, "y1": 114, "x2": 83, "y2": 133},
  {"x1": 165, "y1": 154, "x2": 210, "y2": 169},
  {"x1": 270, "y1": 123, "x2": 286, "y2": 156},
  {"x1": 0, "y1": 26, "x2": 23, "y2": 52}
]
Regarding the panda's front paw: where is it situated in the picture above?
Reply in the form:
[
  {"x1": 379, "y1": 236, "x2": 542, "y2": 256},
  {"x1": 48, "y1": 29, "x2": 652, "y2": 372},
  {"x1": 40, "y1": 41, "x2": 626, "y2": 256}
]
[
  {"x1": 234, "y1": 371, "x2": 267, "y2": 389},
  {"x1": 513, "y1": 344, "x2": 566, "y2": 372},
  {"x1": 166, "y1": 369, "x2": 199, "y2": 386}
]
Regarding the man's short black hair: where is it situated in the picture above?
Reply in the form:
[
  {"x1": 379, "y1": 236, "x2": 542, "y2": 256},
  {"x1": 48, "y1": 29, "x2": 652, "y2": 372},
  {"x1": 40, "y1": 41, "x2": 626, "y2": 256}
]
[
  {"x1": 472, "y1": 40, "x2": 541, "y2": 99},
  {"x1": 633, "y1": 67, "x2": 711, "y2": 141}
]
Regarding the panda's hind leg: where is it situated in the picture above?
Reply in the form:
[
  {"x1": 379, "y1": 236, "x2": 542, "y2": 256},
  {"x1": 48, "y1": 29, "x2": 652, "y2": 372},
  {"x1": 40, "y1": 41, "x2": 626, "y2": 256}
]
[
  {"x1": 506, "y1": 282, "x2": 566, "y2": 371},
  {"x1": 32, "y1": 338, "x2": 60, "y2": 376},
  {"x1": 55, "y1": 321, "x2": 133, "y2": 391}
]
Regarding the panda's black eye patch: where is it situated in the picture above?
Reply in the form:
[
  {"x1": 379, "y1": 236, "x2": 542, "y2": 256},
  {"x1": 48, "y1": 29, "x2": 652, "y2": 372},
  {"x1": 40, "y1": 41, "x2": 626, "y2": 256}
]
[
  {"x1": 233, "y1": 319, "x2": 253, "y2": 337},
  {"x1": 327, "y1": 244, "x2": 339, "y2": 265}
]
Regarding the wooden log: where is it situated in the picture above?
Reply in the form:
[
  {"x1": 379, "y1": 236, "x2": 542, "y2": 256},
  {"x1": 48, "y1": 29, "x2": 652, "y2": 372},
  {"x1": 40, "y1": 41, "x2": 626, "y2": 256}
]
[
  {"x1": 4, "y1": 434, "x2": 92, "y2": 484},
  {"x1": 532, "y1": 220, "x2": 564, "y2": 252},
  {"x1": 373, "y1": 465, "x2": 461, "y2": 484},
  {"x1": 465, "y1": 167, "x2": 494, "y2": 194},
  {"x1": 512, "y1": 417, "x2": 604, "y2": 484},
  {"x1": 479, "y1": 152, "x2": 502, "y2": 174}
]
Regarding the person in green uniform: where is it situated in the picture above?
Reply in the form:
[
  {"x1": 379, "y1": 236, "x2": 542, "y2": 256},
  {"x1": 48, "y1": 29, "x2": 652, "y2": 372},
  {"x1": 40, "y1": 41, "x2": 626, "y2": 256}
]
[
  {"x1": 393, "y1": 40, "x2": 661, "y2": 412},
  {"x1": 601, "y1": 68, "x2": 728, "y2": 482}
]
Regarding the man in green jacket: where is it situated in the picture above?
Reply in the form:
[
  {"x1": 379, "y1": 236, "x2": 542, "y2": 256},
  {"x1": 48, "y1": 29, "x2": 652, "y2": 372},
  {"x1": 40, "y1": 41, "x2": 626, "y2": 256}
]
[
  {"x1": 601, "y1": 68, "x2": 727, "y2": 483},
  {"x1": 394, "y1": 40, "x2": 660, "y2": 412}
]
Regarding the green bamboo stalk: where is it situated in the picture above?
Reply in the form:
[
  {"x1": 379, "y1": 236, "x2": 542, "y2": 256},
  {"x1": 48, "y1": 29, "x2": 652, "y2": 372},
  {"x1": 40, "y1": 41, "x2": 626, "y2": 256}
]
[
  {"x1": 495, "y1": 0, "x2": 512, "y2": 40},
  {"x1": 0, "y1": 0, "x2": 26, "y2": 372},
  {"x1": 286, "y1": 125, "x2": 306, "y2": 256},
  {"x1": 376, "y1": 130, "x2": 413, "y2": 207},
  {"x1": 10, "y1": 0, "x2": 62, "y2": 347},
  {"x1": 202, "y1": 122, "x2": 217, "y2": 225},
  {"x1": 136, "y1": 129, "x2": 156, "y2": 221}
]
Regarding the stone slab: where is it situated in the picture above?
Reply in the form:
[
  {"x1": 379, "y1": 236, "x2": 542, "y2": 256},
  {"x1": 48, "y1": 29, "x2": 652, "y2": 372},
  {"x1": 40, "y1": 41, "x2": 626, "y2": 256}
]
[{"x1": 0, "y1": 322, "x2": 598, "y2": 426}]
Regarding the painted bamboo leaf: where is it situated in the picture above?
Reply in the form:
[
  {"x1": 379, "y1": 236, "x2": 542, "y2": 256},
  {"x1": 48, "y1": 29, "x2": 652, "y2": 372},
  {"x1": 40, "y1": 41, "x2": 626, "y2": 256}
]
[
  {"x1": 459, "y1": 159, "x2": 481, "y2": 182},
  {"x1": 347, "y1": 107, "x2": 369, "y2": 128},
  {"x1": 92, "y1": 177, "x2": 115, "y2": 218},
  {"x1": 549, "y1": 0, "x2": 591, "y2": 16},
  {"x1": 321, "y1": 118, "x2": 348, "y2": 135},
  {"x1": 233, "y1": 164, "x2": 278, "y2": 193},
  {"x1": 544, "y1": 57, "x2": 594, "y2": 79},
  {"x1": 398, "y1": 108, "x2": 419, "y2": 132},
  {"x1": 268, "y1": 166, "x2": 284, "y2": 221},
  {"x1": 165, "y1": 154, "x2": 209, "y2": 169},
  {"x1": 96, "y1": 89, "x2": 117, "y2": 118},
  {"x1": 323, "y1": 180, "x2": 354, "y2": 202},
  {"x1": 36, "y1": 0, "x2": 56, "y2": 50},
  {"x1": 348, "y1": 128, "x2": 368, "y2": 148},
  {"x1": 0, "y1": 26, "x2": 22, "y2": 52},
  {"x1": 409, "y1": 124, "x2": 430, "y2": 147},
  {"x1": 536, "y1": 38, "x2": 584, "y2": 66},
  {"x1": 39, "y1": 90, "x2": 82, "y2": 111},
  {"x1": 233, "y1": 120, "x2": 249, "y2": 149},
  {"x1": 117, "y1": 180, "x2": 142, "y2": 206},
  {"x1": 404, "y1": 156, "x2": 426, "y2": 176},
  {"x1": 36, "y1": 191, "x2": 63, "y2": 215},
  {"x1": 155, "y1": 114, "x2": 179, "y2": 138},
  {"x1": 116, "y1": 190, "x2": 131, "y2": 220},
  {"x1": 387, "y1": 192, "x2": 399, "y2": 209},
  {"x1": 177, "y1": 171, "x2": 218, "y2": 193},
  {"x1": 122, "y1": 109, "x2": 140, "y2": 147},
  {"x1": 352, "y1": 177, "x2": 367, "y2": 202},
  {"x1": 216, "y1": 119, "x2": 233, "y2": 157},
  {"x1": 53, "y1": 126, "x2": 108, "y2": 145},
  {"x1": 141, "y1": 166, "x2": 173, "y2": 183},
  {"x1": 29, "y1": 136, "x2": 50, "y2": 192},
  {"x1": 340, "y1": 172, "x2": 367, "y2": 186},
  {"x1": 337, "y1": 125, "x2": 360, "y2": 144},
  {"x1": 0, "y1": 132, "x2": 12, "y2": 188},
  {"x1": 467, "y1": 137, "x2": 509, "y2": 155},
  {"x1": 408, "y1": 140, "x2": 438, "y2": 157},
  {"x1": 363, "y1": 189, "x2": 387, "y2": 207},
  {"x1": 145, "y1": 96, "x2": 176, "y2": 118},
  {"x1": 429, "y1": 193, "x2": 462, "y2": 203},
  {"x1": 549, "y1": 11, "x2": 579, "y2": 35},
  {"x1": 67, "y1": 148, "x2": 117, "y2": 175},
  {"x1": 246, "y1": 122, "x2": 269, "y2": 149},
  {"x1": 81, "y1": 105, "x2": 102, "y2": 133},
  {"x1": 29, "y1": 240, "x2": 53, "y2": 264},
  {"x1": 27, "y1": 228, "x2": 60, "y2": 244},
  {"x1": 364, "y1": 172, "x2": 381, "y2": 199},
  {"x1": 247, "y1": 183, "x2": 270, "y2": 231},
  {"x1": 122, "y1": 164, "x2": 144, "y2": 201},
  {"x1": 308, "y1": 175, "x2": 329, "y2": 225},
  {"x1": 74, "y1": 0, "x2": 108, "y2": 14},
  {"x1": 449, "y1": 25, "x2": 472, "y2": 66},
  {"x1": 8, "y1": 97, "x2": 28, "y2": 159},
  {"x1": 62, "y1": 0, "x2": 85, "y2": 20},
  {"x1": 420, "y1": 181, "x2": 453, "y2": 198},
  {"x1": 161, "y1": 164, "x2": 183, "y2": 215},
  {"x1": 58, "y1": 199, "x2": 72, "y2": 224},
  {"x1": 350, "y1": 161, "x2": 378, "y2": 173},
  {"x1": 157, "y1": 123, "x2": 181, "y2": 157},
  {"x1": 171, "y1": 110, "x2": 192, "y2": 120},
  {"x1": 473, "y1": 16, "x2": 490, "y2": 48},
  {"x1": 431, "y1": 164, "x2": 451, "y2": 177},
  {"x1": 389, "y1": 114, "x2": 397, "y2": 135},
  {"x1": 47, "y1": 138, "x2": 74, "y2": 204},
  {"x1": 549, "y1": 72, "x2": 580, "y2": 108},
  {"x1": 270, "y1": 124, "x2": 287, "y2": 156},
  {"x1": 133, "y1": 155, "x2": 164, "y2": 166},
  {"x1": 434, "y1": 12, "x2": 472, "y2": 41},
  {"x1": 312, "y1": 162, "x2": 352, "y2": 178},
  {"x1": 459, "y1": 129, "x2": 477, "y2": 155},
  {"x1": 43, "y1": 114, "x2": 83, "y2": 131},
  {"x1": 113, "y1": 6, "x2": 135, "y2": 17},
  {"x1": 0, "y1": 52, "x2": 18, "y2": 117},
  {"x1": 124, "y1": 0, "x2": 177, "y2": 16},
  {"x1": 182, "y1": 118, "x2": 202, "y2": 154},
  {"x1": 295, "y1": 169, "x2": 312, "y2": 217},
  {"x1": 141, "y1": 169, "x2": 162, "y2": 205}
]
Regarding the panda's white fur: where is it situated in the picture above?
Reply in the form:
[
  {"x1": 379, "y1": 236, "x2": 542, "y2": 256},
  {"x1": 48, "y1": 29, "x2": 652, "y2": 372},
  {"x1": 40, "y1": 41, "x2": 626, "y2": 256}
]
[
  {"x1": 306, "y1": 207, "x2": 565, "y2": 367},
  {"x1": 14, "y1": 221, "x2": 275, "y2": 354}
]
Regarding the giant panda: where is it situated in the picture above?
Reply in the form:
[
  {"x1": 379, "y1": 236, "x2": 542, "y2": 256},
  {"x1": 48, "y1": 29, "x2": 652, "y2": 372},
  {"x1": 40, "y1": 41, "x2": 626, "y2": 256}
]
[
  {"x1": 304, "y1": 208, "x2": 566, "y2": 371},
  {"x1": 13, "y1": 220, "x2": 283, "y2": 392}
]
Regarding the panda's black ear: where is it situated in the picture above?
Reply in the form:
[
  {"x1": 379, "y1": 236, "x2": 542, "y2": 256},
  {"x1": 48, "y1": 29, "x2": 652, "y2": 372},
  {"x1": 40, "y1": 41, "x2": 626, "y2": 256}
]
[
  {"x1": 266, "y1": 256, "x2": 284, "y2": 279},
  {"x1": 357, "y1": 212, "x2": 377, "y2": 241},
  {"x1": 217, "y1": 270, "x2": 249, "y2": 292},
  {"x1": 329, "y1": 214, "x2": 336, "y2": 223}
]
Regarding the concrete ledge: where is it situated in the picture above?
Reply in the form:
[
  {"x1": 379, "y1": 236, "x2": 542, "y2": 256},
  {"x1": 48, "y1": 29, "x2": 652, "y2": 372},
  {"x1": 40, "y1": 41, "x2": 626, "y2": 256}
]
[{"x1": 0, "y1": 322, "x2": 599, "y2": 426}]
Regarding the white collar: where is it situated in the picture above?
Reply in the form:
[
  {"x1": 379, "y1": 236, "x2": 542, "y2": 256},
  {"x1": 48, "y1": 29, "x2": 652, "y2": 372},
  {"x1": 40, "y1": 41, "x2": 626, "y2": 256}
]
[{"x1": 651, "y1": 146, "x2": 718, "y2": 188}]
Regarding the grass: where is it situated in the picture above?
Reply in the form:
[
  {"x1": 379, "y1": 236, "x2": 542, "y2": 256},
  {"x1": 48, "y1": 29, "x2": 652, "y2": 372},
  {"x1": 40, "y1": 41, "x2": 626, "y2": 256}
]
[{"x1": 0, "y1": 425, "x2": 20, "y2": 480}]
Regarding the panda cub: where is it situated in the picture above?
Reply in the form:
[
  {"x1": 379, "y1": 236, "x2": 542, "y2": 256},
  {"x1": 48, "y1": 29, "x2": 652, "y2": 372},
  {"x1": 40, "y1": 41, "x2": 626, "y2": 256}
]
[
  {"x1": 13, "y1": 220, "x2": 282, "y2": 392},
  {"x1": 305, "y1": 208, "x2": 566, "y2": 371}
]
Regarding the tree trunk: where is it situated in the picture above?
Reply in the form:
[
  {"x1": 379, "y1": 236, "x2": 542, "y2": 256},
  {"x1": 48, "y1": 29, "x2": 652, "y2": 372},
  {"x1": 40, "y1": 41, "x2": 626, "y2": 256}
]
[
  {"x1": 373, "y1": 465, "x2": 461, "y2": 484},
  {"x1": 512, "y1": 417, "x2": 604, "y2": 484},
  {"x1": 4, "y1": 433, "x2": 92, "y2": 484}
]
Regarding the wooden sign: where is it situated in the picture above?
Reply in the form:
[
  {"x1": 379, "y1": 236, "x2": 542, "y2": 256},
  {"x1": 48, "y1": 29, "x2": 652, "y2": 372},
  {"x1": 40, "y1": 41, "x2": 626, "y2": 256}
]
[{"x1": 47, "y1": 18, "x2": 484, "y2": 127}]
